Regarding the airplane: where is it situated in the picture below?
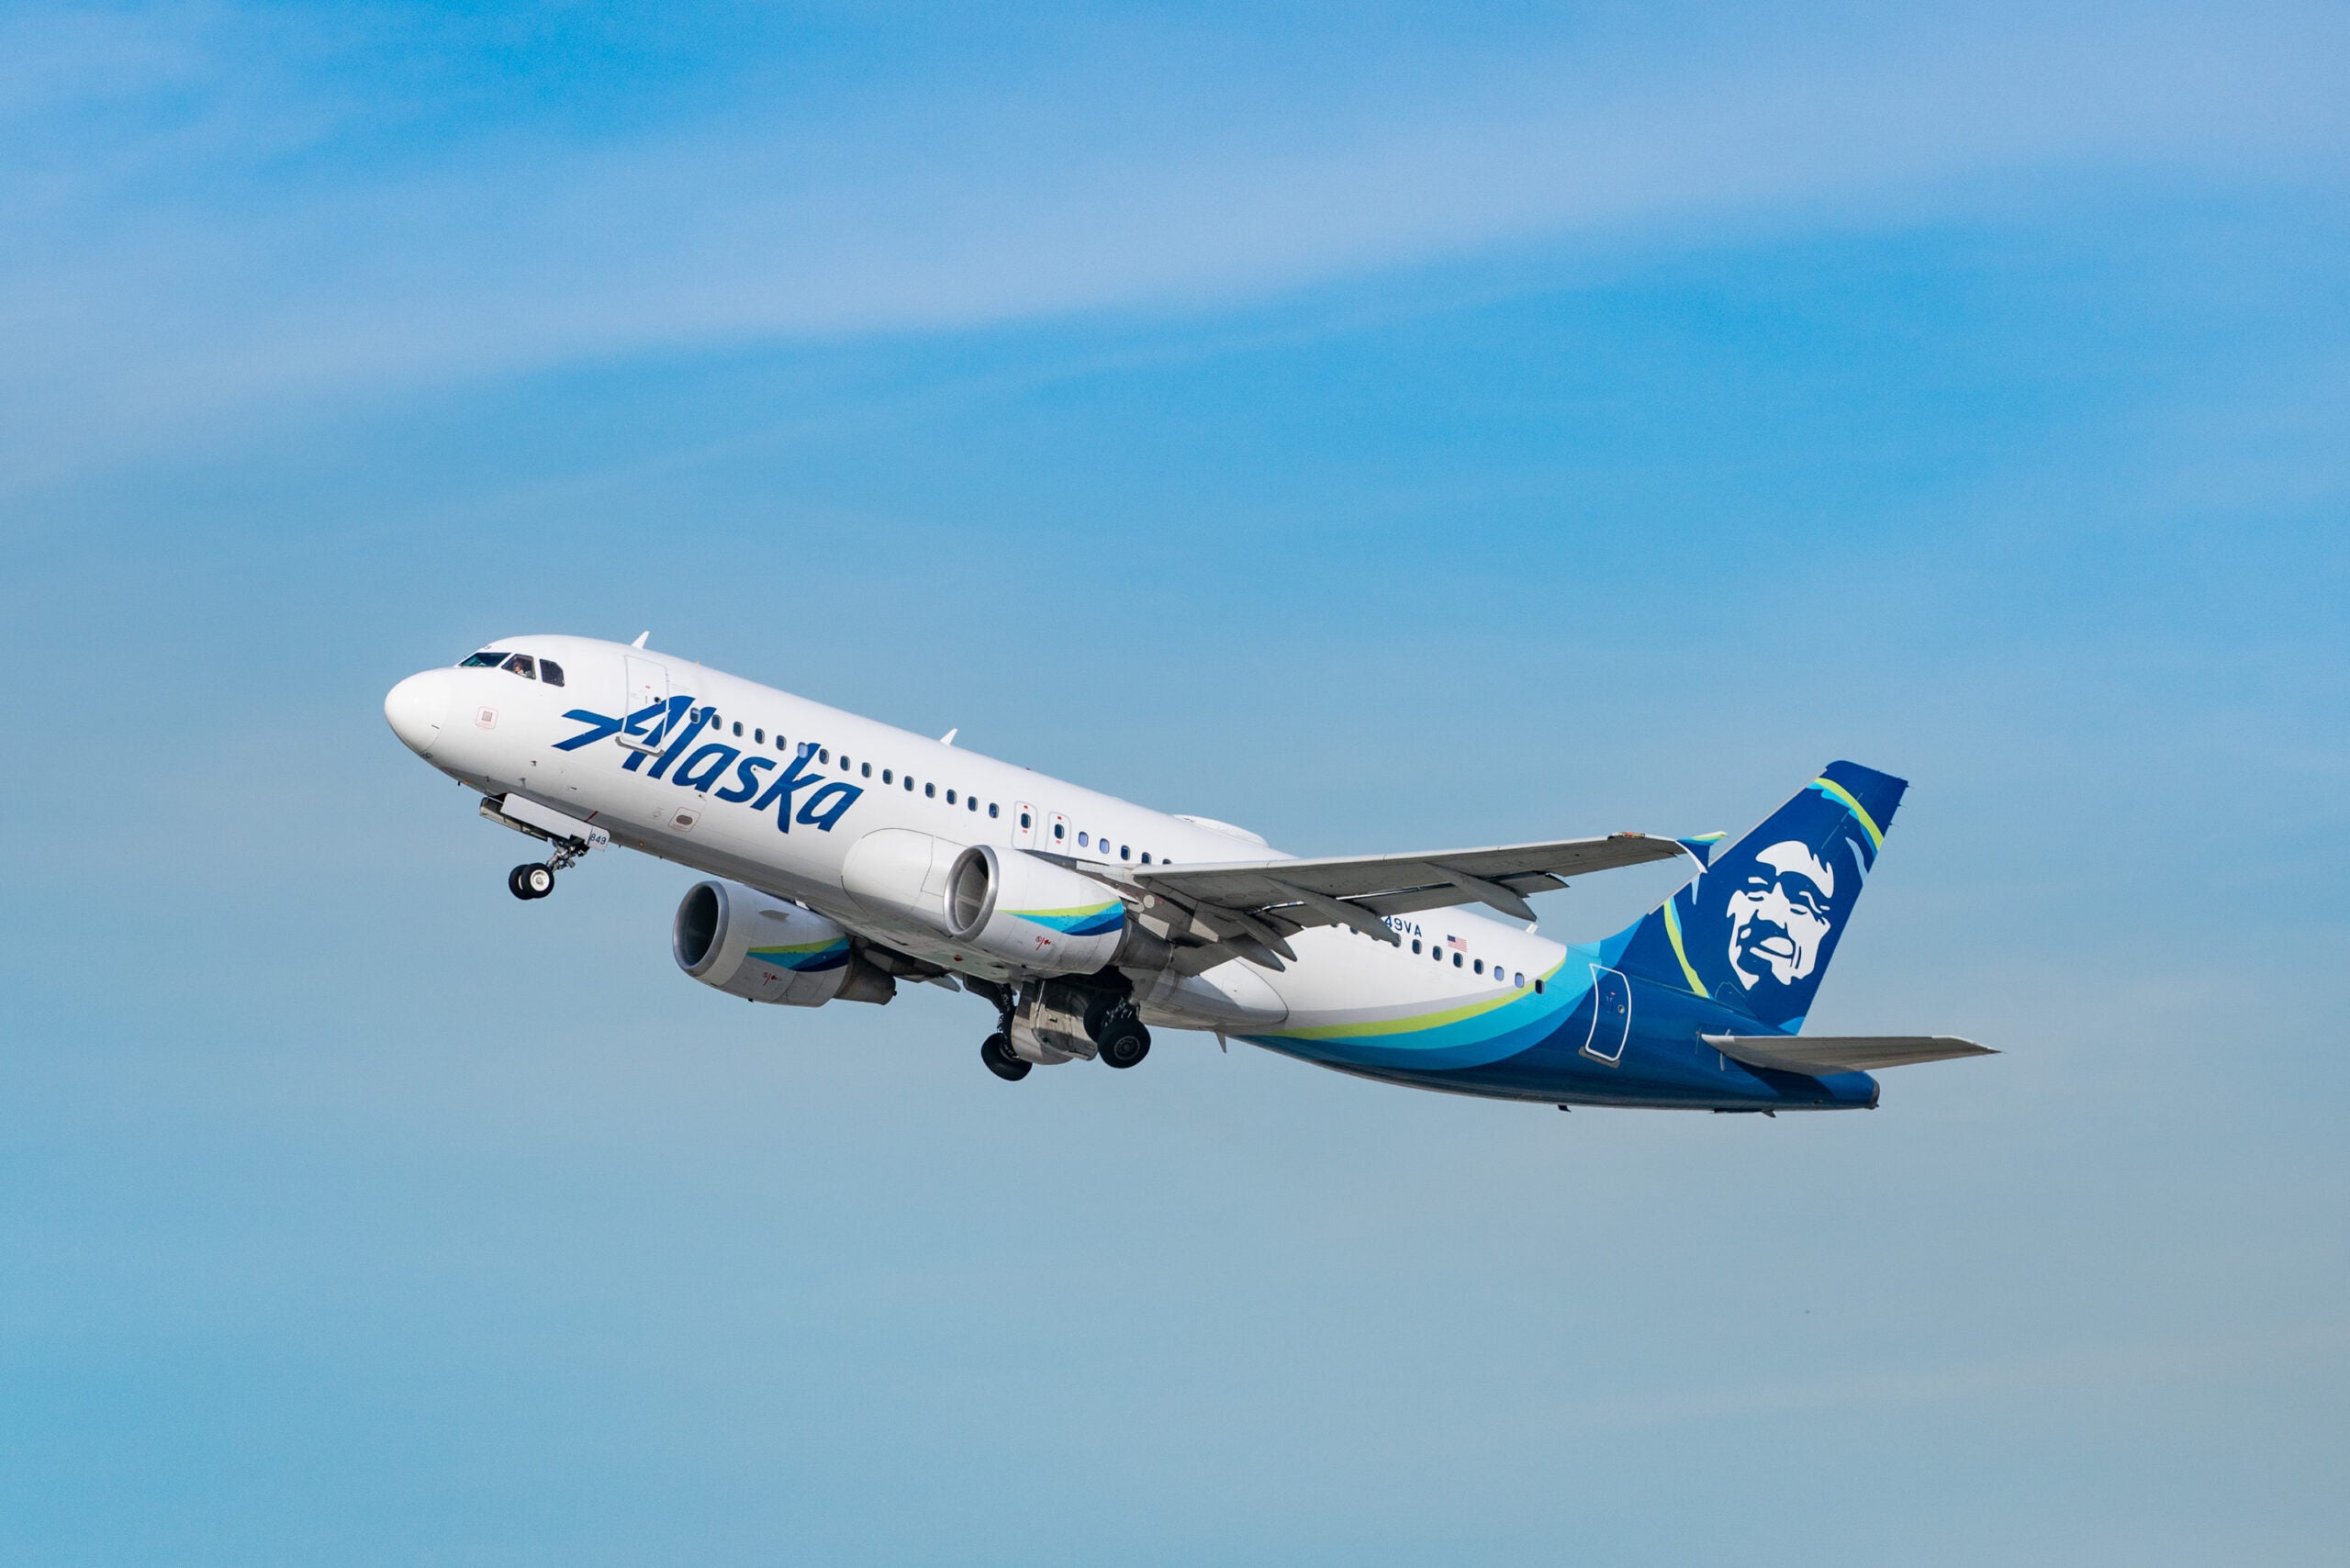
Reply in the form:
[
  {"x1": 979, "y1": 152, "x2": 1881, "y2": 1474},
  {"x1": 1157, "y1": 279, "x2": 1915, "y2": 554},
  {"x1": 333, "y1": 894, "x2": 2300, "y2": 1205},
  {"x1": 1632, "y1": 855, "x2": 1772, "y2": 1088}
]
[{"x1": 384, "y1": 633, "x2": 1989, "y2": 1111}]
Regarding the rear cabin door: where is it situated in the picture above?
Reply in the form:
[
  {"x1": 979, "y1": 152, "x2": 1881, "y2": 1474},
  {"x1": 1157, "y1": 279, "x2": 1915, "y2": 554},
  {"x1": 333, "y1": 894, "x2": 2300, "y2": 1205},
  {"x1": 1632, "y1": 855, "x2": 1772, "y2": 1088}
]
[
  {"x1": 1583, "y1": 965, "x2": 1633, "y2": 1064},
  {"x1": 621, "y1": 656, "x2": 670, "y2": 752}
]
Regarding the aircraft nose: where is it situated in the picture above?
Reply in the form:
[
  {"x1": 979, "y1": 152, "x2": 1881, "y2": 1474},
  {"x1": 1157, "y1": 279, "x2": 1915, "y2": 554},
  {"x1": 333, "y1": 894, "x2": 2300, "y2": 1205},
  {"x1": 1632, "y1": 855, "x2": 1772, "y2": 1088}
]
[{"x1": 385, "y1": 669, "x2": 452, "y2": 756}]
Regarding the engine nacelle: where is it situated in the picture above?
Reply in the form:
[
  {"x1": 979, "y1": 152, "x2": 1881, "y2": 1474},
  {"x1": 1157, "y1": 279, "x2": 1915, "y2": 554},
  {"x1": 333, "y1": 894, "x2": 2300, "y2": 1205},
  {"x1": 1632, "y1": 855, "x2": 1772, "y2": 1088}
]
[
  {"x1": 945, "y1": 844, "x2": 1136, "y2": 977},
  {"x1": 672, "y1": 879, "x2": 895, "y2": 1006}
]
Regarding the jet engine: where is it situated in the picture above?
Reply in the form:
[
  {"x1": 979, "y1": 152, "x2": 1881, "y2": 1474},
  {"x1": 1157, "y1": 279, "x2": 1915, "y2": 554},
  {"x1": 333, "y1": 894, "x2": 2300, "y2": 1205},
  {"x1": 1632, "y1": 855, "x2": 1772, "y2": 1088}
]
[
  {"x1": 944, "y1": 844, "x2": 1165, "y2": 977},
  {"x1": 672, "y1": 879, "x2": 895, "y2": 1005}
]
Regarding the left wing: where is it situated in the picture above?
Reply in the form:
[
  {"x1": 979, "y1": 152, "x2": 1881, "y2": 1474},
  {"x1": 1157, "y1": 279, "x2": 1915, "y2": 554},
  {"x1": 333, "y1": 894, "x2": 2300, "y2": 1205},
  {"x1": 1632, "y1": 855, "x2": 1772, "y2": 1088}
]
[{"x1": 1102, "y1": 832, "x2": 1702, "y2": 969}]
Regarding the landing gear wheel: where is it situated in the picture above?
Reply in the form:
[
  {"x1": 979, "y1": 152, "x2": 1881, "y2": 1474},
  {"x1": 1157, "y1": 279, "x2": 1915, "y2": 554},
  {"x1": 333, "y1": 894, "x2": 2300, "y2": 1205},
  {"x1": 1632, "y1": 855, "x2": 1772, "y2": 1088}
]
[
  {"x1": 980, "y1": 1033, "x2": 1030, "y2": 1081},
  {"x1": 509, "y1": 863, "x2": 554, "y2": 900},
  {"x1": 1098, "y1": 1020, "x2": 1151, "y2": 1070}
]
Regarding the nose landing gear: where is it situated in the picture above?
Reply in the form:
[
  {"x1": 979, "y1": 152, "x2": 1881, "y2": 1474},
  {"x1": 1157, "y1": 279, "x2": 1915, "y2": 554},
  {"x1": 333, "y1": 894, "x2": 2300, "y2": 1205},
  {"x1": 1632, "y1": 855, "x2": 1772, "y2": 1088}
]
[{"x1": 507, "y1": 839, "x2": 584, "y2": 901}]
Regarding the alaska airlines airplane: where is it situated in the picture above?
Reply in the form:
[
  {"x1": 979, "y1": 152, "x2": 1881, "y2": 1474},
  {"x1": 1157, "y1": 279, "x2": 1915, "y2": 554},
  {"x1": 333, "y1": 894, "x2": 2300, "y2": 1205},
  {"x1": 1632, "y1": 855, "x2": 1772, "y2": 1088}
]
[{"x1": 385, "y1": 634, "x2": 1987, "y2": 1110}]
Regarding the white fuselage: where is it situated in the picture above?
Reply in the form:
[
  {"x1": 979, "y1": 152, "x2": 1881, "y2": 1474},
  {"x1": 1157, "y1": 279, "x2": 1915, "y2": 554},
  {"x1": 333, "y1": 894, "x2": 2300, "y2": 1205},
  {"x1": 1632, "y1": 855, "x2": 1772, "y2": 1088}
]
[{"x1": 389, "y1": 634, "x2": 1562, "y2": 1045}]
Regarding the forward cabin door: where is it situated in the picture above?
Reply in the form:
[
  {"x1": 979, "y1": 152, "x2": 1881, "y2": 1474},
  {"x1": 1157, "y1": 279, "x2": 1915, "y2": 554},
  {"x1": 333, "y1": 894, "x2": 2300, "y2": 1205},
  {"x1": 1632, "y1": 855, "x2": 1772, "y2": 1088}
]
[
  {"x1": 621, "y1": 656, "x2": 669, "y2": 753},
  {"x1": 1013, "y1": 801, "x2": 1037, "y2": 849}
]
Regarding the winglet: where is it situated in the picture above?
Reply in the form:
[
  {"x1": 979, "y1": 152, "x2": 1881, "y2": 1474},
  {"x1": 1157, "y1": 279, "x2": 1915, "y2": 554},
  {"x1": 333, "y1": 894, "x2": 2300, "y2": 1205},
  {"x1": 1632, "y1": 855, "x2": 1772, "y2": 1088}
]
[{"x1": 1676, "y1": 832, "x2": 1727, "y2": 867}]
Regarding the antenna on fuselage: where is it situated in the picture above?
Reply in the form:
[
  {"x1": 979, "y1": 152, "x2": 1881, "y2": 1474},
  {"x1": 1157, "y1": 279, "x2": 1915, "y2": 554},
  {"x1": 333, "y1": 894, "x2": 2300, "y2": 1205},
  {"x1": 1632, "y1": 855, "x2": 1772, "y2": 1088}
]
[
  {"x1": 939, "y1": 727, "x2": 957, "y2": 745},
  {"x1": 631, "y1": 631, "x2": 650, "y2": 648}
]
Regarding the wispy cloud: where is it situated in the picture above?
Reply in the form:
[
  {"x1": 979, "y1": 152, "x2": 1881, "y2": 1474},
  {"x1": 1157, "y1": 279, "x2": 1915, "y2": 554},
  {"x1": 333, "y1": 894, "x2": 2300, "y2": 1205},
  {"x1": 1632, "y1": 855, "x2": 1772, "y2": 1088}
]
[{"x1": 4, "y1": 2, "x2": 2344, "y2": 481}]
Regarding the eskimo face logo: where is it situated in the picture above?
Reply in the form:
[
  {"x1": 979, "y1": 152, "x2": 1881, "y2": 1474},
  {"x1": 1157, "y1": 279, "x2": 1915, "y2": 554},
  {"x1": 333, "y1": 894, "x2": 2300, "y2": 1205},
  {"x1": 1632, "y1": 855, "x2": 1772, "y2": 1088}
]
[
  {"x1": 1723, "y1": 840, "x2": 1835, "y2": 989},
  {"x1": 551, "y1": 698, "x2": 864, "y2": 834}
]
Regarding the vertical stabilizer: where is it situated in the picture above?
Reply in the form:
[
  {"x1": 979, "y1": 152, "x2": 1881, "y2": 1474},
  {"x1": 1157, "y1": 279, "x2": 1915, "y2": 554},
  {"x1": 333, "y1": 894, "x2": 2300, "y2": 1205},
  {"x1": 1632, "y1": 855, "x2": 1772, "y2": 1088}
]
[{"x1": 1611, "y1": 762, "x2": 1907, "y2": 1031}]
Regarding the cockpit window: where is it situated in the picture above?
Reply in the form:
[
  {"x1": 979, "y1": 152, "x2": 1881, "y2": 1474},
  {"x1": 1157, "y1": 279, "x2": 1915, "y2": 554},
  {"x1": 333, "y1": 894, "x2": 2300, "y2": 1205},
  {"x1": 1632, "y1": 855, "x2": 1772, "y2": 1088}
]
[
  {"x1": 460, "y1": 651, "x2": 507, "y2": 667},
  {"x1": 539, "y1": 659, "x2": 565, "y2": 687},
  {"x1": 502, "y1": 654, "x2": 537, "y2": 680}
]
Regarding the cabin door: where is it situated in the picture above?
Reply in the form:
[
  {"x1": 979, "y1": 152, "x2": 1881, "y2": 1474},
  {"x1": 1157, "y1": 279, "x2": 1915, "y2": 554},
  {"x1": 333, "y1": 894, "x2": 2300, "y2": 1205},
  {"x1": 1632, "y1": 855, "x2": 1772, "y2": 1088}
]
[
  {"x1": 1582, "y1": 966, "x2": 1632, "y2": 1064},
  {"x1": 621, "y1": 656, "x2": 670, "y2": 753}
]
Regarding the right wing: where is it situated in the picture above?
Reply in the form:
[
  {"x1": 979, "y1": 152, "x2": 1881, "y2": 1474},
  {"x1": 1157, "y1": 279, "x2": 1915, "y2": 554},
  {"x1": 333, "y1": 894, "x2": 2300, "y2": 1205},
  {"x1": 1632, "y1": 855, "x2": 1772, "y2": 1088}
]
[{"x1": 1096, "y1": 832, "x2": 1706, "y2": 970}]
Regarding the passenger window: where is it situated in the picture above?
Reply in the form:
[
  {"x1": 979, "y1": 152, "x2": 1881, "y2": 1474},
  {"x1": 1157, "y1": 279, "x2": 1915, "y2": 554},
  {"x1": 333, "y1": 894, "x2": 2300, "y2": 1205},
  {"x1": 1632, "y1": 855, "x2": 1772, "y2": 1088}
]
[
  {"x1": 503, "y1": 654, "x2": 536, "y2": 679},
  {"x1": 1473, "y1": 958, "x2": 1484, "y2": 975},
  {"x1": 968, "y1": 796, "x2": 979, "y2": 812},
  {"x1": 1411, "y1": 938, "x2": 1422, "y2": 954},
  {"x1": 708, "y1": 710, "x2": 720, "y2": 726},
  {"x1": 755, "y1": 728, "x2": 764, "y2": 743},
  {"x1": 989, "y1": 803, "x2": 999, "y2": 818},
  {"x1": 1053, "y1": 823, "x2": 1065, "y2": 840},
  {"x1": 841, "y1": 756, "x2": 851, "y2": 770},
  {"x1": 1514, "y1": 972, "x2": 1525, "y2": 987},
  {"x1": 733, "y1": 722, "x2": 744, "y2": 737},
  {"x1": 1120, "y1": 846, "x2": 1130, "y2": 860},
  {"x1": 882, "y1": 769, "x2": 892, "y2": 784},
  {"x1": 1020, "y1": 811, "x2": 1032, "y2": 828},
  {"x1": 1077, "y1": 832, "x2": 1089, "y2": 847},
  {"x1": 1534, "y1": 979, "x2": 1546, "y2": 994},
  {"x1": 818, "y1": 748, "x2": 828, "y2": 763},
  {"x1": 924, "y1": 783, "x2": 935, "y2": 799},
  {"x1": 947, "y1": 790, "x2": 957, "y2": 804},
  {"x1": 540, "y1": 659, "x2": 565, "y2": 687},
  {"x1": 904, "y1": 777, "x2": 915, "y2": 791},
  {"x1": 1452, "y1": 952, "x2": 1462, "y2": 968},
  {"x1": 460, "y1": 651, "x2": 506, "y2": 667},
  {"x1": 862, "y1": 763, "x2": 872, "y2": 778},
  {"x1": 1140, "y1": 852, "x2": 1150, "y2": 864}
]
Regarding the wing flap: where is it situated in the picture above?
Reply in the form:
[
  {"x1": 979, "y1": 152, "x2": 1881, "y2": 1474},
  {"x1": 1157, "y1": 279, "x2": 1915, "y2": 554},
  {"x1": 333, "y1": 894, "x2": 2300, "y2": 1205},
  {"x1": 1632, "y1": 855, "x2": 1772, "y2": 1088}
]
[{"x1": 1702, "y1": 1035, "x2": 1995, "y2": 1074}]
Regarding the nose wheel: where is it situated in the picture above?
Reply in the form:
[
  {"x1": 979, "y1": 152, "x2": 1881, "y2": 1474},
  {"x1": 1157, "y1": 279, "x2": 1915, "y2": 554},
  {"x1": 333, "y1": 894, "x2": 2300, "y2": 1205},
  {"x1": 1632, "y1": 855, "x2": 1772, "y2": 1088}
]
[{"x1": 507, "y1": 836, "x2": 587, "y2": 902}]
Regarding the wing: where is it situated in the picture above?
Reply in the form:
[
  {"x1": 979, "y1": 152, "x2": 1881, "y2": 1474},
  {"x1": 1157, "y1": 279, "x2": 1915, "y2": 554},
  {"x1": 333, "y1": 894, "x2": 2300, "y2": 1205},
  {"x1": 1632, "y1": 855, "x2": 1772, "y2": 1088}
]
[
  {"x1": 1102, "y1": 832, "x2": 1701, "y2": 970},
  {"x1": 1701, "y1": 1035, "x2": 1995, "y2": 1074}
]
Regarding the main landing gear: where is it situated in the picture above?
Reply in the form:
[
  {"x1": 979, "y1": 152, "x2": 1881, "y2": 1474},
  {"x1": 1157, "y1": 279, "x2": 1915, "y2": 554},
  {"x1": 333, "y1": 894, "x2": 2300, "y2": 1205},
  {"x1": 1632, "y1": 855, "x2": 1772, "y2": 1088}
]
[
  {"x1": 980, "y1": 1033, "x2": 1030, "y2": 1081},
  {"x1": 1096, "y1": 1013, "x2": 1151, "y2": 1070},
  {"x1": 507, "y1": 839, "x2": 586, "y2": 902},
  {"x1": 971, "y1": 980, "x2": 1152, "y2": 1081}
]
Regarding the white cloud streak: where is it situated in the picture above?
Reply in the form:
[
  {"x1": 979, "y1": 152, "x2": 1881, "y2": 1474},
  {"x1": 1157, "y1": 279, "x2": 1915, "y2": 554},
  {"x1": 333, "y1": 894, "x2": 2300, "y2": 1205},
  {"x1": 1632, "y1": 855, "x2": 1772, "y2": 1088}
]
[{"x1": 2, "y1": 2, "x2": 2344, "y2": 481}]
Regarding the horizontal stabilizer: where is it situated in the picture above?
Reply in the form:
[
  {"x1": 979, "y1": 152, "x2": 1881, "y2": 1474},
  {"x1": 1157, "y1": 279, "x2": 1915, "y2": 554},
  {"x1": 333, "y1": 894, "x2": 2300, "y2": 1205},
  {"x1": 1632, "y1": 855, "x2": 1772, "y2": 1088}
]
[{"x1": 1701, "y1": 1034, "x2": 1994, "y2": 1075}]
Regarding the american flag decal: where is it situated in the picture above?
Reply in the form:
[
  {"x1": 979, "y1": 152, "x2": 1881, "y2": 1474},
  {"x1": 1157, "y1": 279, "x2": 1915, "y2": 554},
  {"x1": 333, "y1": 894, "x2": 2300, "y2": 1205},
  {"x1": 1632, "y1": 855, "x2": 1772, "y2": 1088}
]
[{"x1": 1447, "y1": 935, "x2": 1467, "y2": 952}]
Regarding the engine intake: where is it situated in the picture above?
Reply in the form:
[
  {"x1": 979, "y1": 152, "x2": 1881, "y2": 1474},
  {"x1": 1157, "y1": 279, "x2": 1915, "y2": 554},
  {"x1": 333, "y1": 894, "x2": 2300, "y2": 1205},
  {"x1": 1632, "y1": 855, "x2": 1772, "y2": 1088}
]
[{"x1": 673, "y1": 879, "x2": 895, "y2": 1005}]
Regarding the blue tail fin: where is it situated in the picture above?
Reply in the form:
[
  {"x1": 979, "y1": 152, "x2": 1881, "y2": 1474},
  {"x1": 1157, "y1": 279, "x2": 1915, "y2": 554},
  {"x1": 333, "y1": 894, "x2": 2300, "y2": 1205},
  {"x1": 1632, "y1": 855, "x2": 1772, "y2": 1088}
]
[{"x1": 1612, "y1": 762, "x2": 1908, "y2": 1031}]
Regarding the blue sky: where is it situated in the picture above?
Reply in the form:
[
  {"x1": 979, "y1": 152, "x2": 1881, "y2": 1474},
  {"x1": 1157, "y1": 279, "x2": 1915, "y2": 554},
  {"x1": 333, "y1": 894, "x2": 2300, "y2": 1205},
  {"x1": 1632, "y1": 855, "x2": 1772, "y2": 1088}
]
[{"x1": 2, "y1": 4, "x2": 2345, "y2": 1562}]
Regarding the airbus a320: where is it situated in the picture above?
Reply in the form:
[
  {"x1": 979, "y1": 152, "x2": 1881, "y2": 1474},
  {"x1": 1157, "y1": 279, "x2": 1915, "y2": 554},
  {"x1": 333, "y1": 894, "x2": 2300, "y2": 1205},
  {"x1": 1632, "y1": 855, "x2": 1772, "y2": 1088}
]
[{"x1": 385, "y1": 634, "x2": 1988, "y2": 1109}]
